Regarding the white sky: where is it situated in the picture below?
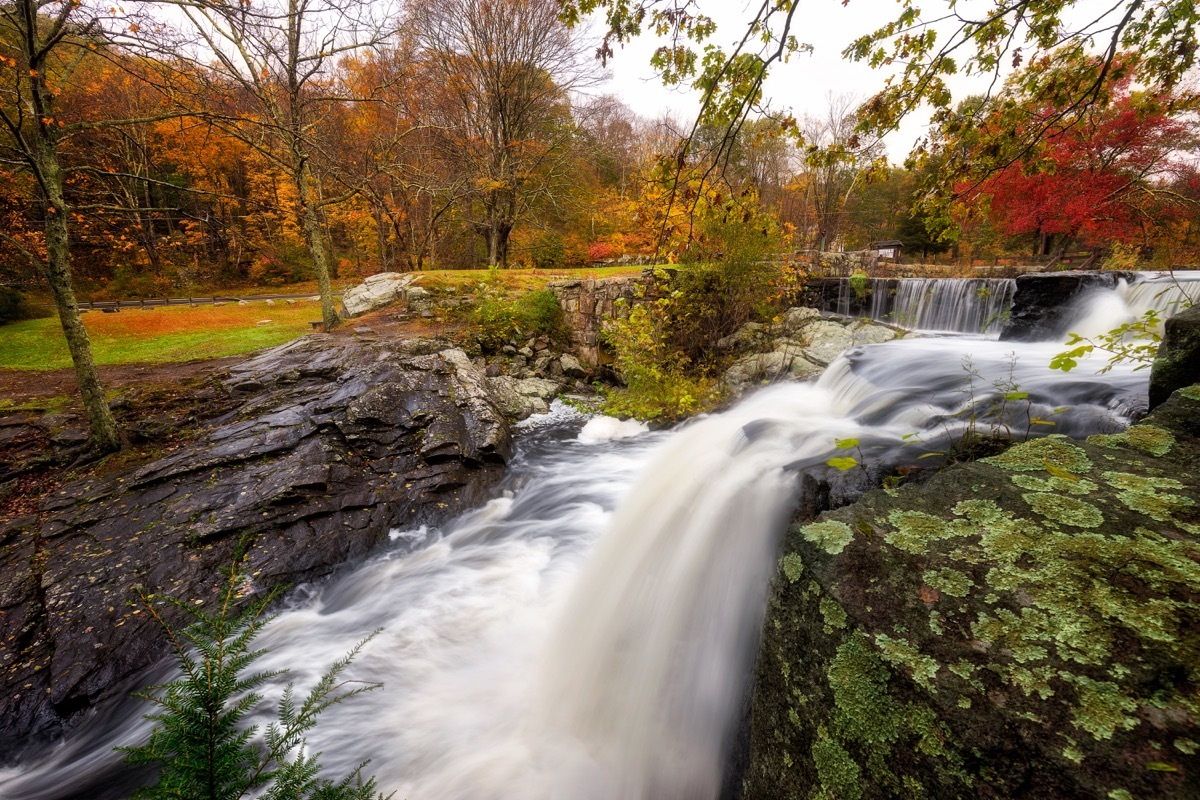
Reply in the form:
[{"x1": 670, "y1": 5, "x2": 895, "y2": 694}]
[{"x1": 587, "y1": 0, "x2": 1129, "y2": 162}]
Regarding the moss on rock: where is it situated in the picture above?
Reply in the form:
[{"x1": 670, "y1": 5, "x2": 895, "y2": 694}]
[{"x1": 744, "y1": 388, "x2": 1200, "y2": 799}]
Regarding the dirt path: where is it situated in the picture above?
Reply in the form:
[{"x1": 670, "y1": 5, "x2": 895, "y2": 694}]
[{"x1": 0, "y1": 356, "x2": 247, "y2": 407}]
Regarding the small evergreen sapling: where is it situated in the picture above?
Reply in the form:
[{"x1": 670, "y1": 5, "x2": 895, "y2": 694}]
[{"x1": 121, "y1": 572, "x2": 389, "y2": 800}]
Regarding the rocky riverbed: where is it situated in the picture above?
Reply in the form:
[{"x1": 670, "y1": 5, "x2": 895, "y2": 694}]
[{"x1": 0, "y1": 334, "x2": 512, "y2": 755}]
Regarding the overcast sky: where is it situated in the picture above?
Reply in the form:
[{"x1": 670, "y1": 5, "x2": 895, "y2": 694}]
[{"x1": 585, "y1": 0, "x2": 1129, "y2": 162}]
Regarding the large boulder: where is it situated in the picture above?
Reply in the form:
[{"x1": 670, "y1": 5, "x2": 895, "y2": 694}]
[
  {"x1": 1149, "y1": 304, "x2": 1200, "y2": 410},
  {"x1": 0, "y1": 336, "x2": 510, "y2": 756},
  {"x1": 744, "y1": 392, "x2": 1200, "y2": 799},
  {"x1": 486, "y1": 376, "x2": 564, "y2": 419},
  {"x1": 1001, "y1": 272, "x2": 1133, "y2": 342},
  {"x1": 340, "y1": 272, "x2": 419, "y2": 318},
  {"x1": 720, "y1": 310, "x2": 900, "y2": 395}
]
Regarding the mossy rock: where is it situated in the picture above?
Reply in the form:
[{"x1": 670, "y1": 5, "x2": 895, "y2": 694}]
[
  {"x1": 1149, "y1": 306, "x2": 1200, "y2": 411},
  {"x1": 744, "y1": 388, "x2": 1200, "y2": 800}
]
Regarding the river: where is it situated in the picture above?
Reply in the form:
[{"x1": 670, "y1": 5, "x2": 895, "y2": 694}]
[{"x1": 1, "y1": 275, "x2": 1193, "y2": 799}]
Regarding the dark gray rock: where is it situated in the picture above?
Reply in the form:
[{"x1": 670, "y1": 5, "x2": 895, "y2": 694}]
[
  {"x1": 1001, "y1": 271, "x2": 1134, "y2": 342},
  {"x1": 745, "y1": 394, "x2": 1200, "y2": 799},
  {"x1": 1149, "y1": 304, "x2": 1200, "y2": 410},
  {"x1": 0, "y1": 335, "x2": 510, "y2": 756}
]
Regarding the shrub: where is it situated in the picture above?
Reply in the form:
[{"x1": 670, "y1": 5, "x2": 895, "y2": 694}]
[
  {"x1": 671, "y1": 215, "x2": 785, "y2": 362},
  {"x1": 122, "y1": 571, "x2": 388, "y2": 800},
  {"x1": 472, "y1": 281, "x2": 566, "y2": 348},
  {"x1": 588, "y1": 241, "x2": 617, "y2": 262},
  {"x1": 600, "y1": 296, "x2": 720, "y2": 421},
  {"x1": 0, "y1": 287, "x2": 26, "y2": 324},
  {"x1": 528, "y1": 234, "x2": 565, "y2": 270}
]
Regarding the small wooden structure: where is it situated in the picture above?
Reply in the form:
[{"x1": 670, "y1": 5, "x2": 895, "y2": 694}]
[{"x1": 870, "y1": 239, "x2": 904, "y2": 260}]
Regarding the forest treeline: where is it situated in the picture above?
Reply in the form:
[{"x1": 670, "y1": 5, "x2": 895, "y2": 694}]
[{"x1": 1, "y1": 0, "x2": 1198, "y2": 305}]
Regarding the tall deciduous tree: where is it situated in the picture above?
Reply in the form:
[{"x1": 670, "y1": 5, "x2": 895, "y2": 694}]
[
  {"x1": 0, "y1": 2, "x2": 154, "y2": 452},
  {"x1": 951, "y1": 55, "x2": 1199, "y2": 258},
  {"x1": 167, "y1": 0, "x2": 396, "y2": 328},
  {"x1": 561, "y1": 0, "x2": 1199, "y2": 204},
  {"x1": 411, "y1": 0, "x2": 588, "y2": 267}
]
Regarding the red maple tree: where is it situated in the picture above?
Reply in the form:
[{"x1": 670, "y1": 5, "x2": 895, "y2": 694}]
[{"x1": 969, "y1": 81, "x2": 1198, "y2": 254}]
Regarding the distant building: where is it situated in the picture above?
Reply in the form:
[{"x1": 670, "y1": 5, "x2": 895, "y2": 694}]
[{"x1": 870, "y1": 239, "x2": 904, "y2": 260}]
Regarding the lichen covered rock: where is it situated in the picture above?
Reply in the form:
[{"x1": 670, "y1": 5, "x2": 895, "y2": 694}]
[{"x1": 744, "y1": 388, "x2": 1200, "y2": 799}]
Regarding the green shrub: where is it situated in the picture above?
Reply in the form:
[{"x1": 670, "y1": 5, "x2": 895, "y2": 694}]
[
  {"x1": 528, "y1": 233, "x2": 565, "y2": 270},
  {"x1": 0, "y1": 287, "x2": 25, "y2": 324},
  {"x1": 472, "y1": 282, "x2": 566, "y2": 348},
  {"x1": 122, "y1": 571, "x2": 388, "y2": 800},
  {"x1": 671, "y1": 214, "x2": 785, "y2": 362},
  {"x1": 600, "y1": 296, "x2": 720, "y2": 421}
]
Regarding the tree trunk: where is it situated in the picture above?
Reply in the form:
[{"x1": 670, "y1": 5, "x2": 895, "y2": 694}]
[
  {"x1": 39, "y1": 151, "x2": 120, "y2": 453},
  {"x1": 294, "y1": 157, "x2": 339, "y2": 329}
]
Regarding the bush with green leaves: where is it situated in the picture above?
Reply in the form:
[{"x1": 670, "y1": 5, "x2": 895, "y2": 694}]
[
  {"x1": 122, "y1": 572, "x2": 389, "y2": 800},
  {"x1": 671, "y1": 213, "x2": 785, "y2": 362},
  {"x1": 0, "y1": 286, "x2": 25, "y2": 325},
  {"x1": 600, "y1": 295, "x2": 719, "y2": 421},
  {"x1": 472, "y1": 279, "x2": 566, "y2": 349}
]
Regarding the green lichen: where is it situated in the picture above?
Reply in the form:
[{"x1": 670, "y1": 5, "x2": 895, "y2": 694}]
[
  {"x1": 801, "y1": 520, "x2": 855, "y2": 554},
  {"x1": 1179, "y1": 385, "x2": 1200, "y2": 401},
  {"x1": 1088, "y1": 423, "x2": 1176, "y2": 457},
  {"x1": 780, "y1": 552, "x2": 805, "y2": 583},
  {"x1": 982, "y1": 436, "x2": 1092, "y2": 473},
  {"x1": 1101, "y1": 472, "x2": 1183, "y2": 492},
  {"x1": 1063, "y1": 674, "x2": 1139, "y2": 740},
  {"x1": 885, "y1": 510, "x2": 970, "y2": 553},
  {"x1": 820, "y1": 596, "x2": 848, "y2": 631},
  {"x1": 1118, "y1": 490, "x2": 1195, "y2": 522},
  {"x1": 1022, "y1": 492, "x2": 1104, "y2": 528},
  {"x1": 874, "y1": 634, "x2": 939, "y2": 691},
  {"x1": 812, "y1": 727, "x2": 863, "y2": 800},
  {"x1": 922, "y1": 568, "x2": 973, "y2": 597},
  {"x1": 1009, "y1": 473, "x2": 1098, "y2": 496}
]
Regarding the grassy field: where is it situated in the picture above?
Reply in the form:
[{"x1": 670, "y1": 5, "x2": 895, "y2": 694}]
[
  {"x1": 0, "y1": 302, "x2": 319, "y2": 370},
  {"x1": 2, "y1": 266, "x2": 651, "y2": 371}
]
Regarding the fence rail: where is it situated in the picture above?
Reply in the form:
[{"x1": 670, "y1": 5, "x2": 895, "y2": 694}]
[{"x1": 75, "y1": 293, "x2": 336, "y2": 311}]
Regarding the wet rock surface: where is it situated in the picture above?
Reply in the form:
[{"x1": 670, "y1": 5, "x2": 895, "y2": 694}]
[
  {"x1": 1001, "y1": 271, "x2": 1134, "y2": 342},
  {"x1": 1149, "y1": 305, "x2": 1200, "y2": 410},
  {"x1": 0, "y1": 335, "x2": 511, "y2": 757},
  {"x1": 721, "y1": 309, "x2": 901, "y2": 395},
  {"x1": 745, "y1": 392, "x2": 1200, "y2": 795}
]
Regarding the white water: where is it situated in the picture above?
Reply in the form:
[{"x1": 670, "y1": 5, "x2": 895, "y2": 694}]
[
  {"x1": 1064, "y1": 273, "x2": 1200, "y2": 340},
  {"x1": 0, "y1": 277, "x2": 1182, "y2": 800},
  {"x1": 829, "y1": 272, "x2": 1200, "y2": 340}
]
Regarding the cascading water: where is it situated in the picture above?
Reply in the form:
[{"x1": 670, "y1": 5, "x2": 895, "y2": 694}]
[
  {"x1": 830, "y1": 277, "x2": 1016, "y2": 336},
  {"x1": 1064, "y1": 272, "x2": 1200, "y2": 339},
  {"x1": 0, "y1": 275, "x2": 1184, "y2": 800}
]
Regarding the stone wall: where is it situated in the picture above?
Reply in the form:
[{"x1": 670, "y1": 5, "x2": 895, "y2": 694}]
[{"x1": 549, "y1": 271, "x2": 662, "y2": 365}]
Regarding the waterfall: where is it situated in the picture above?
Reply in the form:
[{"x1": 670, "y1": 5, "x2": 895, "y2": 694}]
[
  {"x1": 0, "y1": 327, "x2": 1153, "y2": 800},
  {"x1": 1060, "y1": 272, "x2": 1200, "y2": 340},
  {"x1": 825, "y1": 277, "x2": 1017, "y2": 336}
]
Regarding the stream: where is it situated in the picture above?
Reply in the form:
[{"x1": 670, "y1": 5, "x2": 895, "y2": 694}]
[{"x1": 1, "y1": 274, "x2": 1194, "y2": 799}]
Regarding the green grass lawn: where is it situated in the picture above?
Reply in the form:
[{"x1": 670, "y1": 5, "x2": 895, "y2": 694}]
[
  {"x1": 0, "y1": 303, "x2": 318, "y2": 370},
  {"x1": 1, "y1": 266, "x2": 652, "y2": 371}
]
